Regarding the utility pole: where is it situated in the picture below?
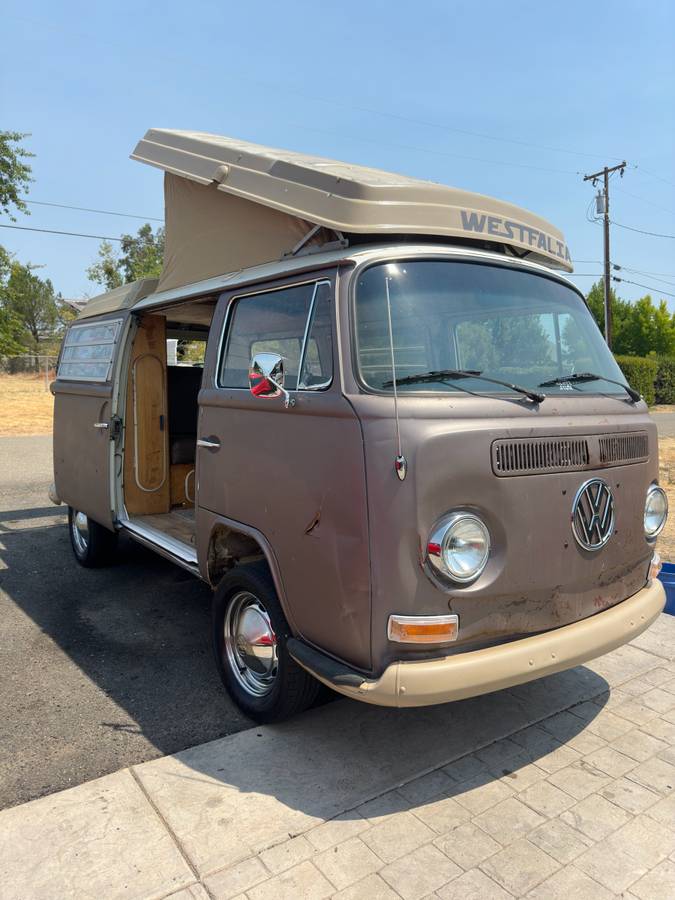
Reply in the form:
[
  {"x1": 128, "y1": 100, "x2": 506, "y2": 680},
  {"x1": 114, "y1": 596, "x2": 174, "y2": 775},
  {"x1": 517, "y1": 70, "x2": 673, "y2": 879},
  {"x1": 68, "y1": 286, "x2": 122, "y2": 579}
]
[{"x1": 583, "y1": 161, "x2": 627, "y2": 349}]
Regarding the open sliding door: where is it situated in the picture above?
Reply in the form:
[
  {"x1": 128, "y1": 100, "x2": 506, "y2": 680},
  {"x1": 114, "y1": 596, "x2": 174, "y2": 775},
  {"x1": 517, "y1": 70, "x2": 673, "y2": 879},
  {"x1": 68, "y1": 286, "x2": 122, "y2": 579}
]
[
  {"x1": 52, "y1": 314, "x2": 127, "y2": 529},
  {"x1": 123, "y1": 314, "x2": 171, "y2": 515}
]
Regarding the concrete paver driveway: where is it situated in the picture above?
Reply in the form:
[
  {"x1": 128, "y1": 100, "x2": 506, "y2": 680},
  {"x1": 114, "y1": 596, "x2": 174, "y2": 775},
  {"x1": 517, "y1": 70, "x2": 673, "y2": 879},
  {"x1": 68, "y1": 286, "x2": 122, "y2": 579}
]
[{"x1": 1, "y1": 614, "x2": 674, "y2": 899}]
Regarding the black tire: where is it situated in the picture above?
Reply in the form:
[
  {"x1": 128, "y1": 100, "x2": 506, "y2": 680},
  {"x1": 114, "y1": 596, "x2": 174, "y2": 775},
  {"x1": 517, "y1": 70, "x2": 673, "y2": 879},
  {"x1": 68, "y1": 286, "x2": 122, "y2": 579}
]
[
  {"x1": 212, "y1": 561, "x2": 320, "y2": 722},
  {"x1": 68, "y1": 506, "x2": 118, "y2": 568}
]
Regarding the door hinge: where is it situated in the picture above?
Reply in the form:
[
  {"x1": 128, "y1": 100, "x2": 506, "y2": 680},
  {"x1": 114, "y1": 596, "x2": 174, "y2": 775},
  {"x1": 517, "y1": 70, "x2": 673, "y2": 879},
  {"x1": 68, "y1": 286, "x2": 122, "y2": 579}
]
[{"x1": 110, "y1": 415, "x2": 123, "y2": 439}]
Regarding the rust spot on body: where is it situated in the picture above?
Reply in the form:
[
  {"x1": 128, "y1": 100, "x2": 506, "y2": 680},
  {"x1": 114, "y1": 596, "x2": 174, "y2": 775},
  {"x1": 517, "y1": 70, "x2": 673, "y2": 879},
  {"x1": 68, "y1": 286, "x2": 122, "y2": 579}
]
[{"x1": 304, "y1": 509, "x2": 321, "y2": 535}]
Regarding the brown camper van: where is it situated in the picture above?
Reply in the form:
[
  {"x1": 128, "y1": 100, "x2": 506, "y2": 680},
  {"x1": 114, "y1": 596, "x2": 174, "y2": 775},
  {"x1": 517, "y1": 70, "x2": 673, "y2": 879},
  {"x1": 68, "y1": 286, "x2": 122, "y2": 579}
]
[{"x1": 51, "y1": 130, "x2": 667, "y2": 722}]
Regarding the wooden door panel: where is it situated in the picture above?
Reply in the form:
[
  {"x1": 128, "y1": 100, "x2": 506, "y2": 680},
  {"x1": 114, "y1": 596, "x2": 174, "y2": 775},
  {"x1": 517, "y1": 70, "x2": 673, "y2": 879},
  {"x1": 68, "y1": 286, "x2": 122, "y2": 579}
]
[{"x1": 123, "y1": 316, "x2": 170, "y2": 515}]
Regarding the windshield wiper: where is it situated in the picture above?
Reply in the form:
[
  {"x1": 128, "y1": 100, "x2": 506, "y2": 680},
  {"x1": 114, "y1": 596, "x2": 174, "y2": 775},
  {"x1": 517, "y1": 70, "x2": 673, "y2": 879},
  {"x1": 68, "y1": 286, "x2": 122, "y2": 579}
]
[
  {"x1": 538, "y1": 372, "x2": 640, "y2": 403},
  {"x1": 383, "y1": 369, "x2": 545, "y2": 403}
]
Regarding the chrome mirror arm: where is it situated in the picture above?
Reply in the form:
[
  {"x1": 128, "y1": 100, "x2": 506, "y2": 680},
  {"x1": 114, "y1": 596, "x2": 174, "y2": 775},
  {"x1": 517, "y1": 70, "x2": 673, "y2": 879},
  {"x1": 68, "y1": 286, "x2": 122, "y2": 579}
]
[{"x1": 268, "y1": 377, "x2": 296, "y2": 408}]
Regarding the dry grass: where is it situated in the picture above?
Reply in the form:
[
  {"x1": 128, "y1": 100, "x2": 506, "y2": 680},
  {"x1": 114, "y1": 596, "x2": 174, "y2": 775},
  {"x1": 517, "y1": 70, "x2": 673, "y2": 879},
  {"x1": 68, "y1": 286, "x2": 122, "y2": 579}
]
[
  {"x1": 0, "y1": 373, "x2": 54, "y2": 436},
  {"x1": 658, "y1": 437, "x2": 675, "y2": 562}
]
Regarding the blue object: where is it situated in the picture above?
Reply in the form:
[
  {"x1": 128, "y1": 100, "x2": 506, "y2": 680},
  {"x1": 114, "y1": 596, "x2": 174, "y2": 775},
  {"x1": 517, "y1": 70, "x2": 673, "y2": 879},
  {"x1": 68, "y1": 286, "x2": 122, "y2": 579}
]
[{"x1": 658, "y1": 562, "x2": 675, "y2": 615}]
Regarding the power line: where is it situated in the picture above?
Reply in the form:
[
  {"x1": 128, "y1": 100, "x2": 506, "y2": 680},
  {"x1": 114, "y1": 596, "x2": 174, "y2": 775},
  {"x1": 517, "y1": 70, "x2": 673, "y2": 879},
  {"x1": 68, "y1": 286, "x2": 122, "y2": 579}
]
[
  {"x1": 237, "y1": 70, "x2": 628, "y2": 163},
  {"x1": 286, "y1": 121, "x2": 579, "y2": 176},
  {"x1": 611, "y1": 220, "x2": 675, "y2": 239},
  {"x1": 0, "y1": 223, "x2": 122, "y2": 241},
  {"x1": 24, "y1": 199, "x2": 163, "y2": 222},
  {"x1": 635, "y1": 167, "x2": 675, "y2": 191},
  {"x1": 291, "y1": 106, "x2": 671, "y2": 199},
  {"x1": 612, "y1": 276, "x2": 675, "y2": 299},
  {"x1": 613, "y1": 186, "x2": 675, "y2": 218},
  {"x1": 615, "y1": 265, "x2": 675, "y2": 288},
  {"x1": 555, "y1": 261, "x2": 675, "y2": 286},
  {"x1": 3, "y1": 7, "x2": 627, "y2": 167},
  {"x1": 620, "y1": 266, "x2": 675, "y2": 280}
]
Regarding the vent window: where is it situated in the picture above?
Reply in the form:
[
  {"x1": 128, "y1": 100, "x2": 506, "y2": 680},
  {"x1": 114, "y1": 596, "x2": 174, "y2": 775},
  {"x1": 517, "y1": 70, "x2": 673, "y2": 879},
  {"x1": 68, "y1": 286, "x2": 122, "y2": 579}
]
[{"x1": 57, "y1": 319, "x2": 123, "y2": 382}]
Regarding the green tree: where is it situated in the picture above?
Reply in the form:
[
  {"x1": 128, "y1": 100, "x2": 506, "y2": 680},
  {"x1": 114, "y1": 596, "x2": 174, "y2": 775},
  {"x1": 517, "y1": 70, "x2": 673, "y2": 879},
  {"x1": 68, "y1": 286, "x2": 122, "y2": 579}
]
[
  {"x1": 2, "y1": 260, "x2": 58, "y2": 350},
  {"x1": 585, "y1": 279, "x2": 607, "y2": 331},
  {"x1": 584, "y1": 279, "x2": 675, "y2": 356},
  {"x1": 0, "y1": 131, "x2": 34, "y2": 220},
  {"x1": 87, "y1": 240, "x2": 123, "y2": 290},
  {"x1": 0, "y1": 306, "x2": 23, "y2": 355},
  {"x1": 628, "y1": 295, "x2": 658, "y2": 356},
  {"x1": 0, "y1": 244, "x2": 10, "y2": 284},
  {"x1": 585, "y1": 279, "x2": 633, "y2": 352},
  {"x1": 645, "y1": 298, "x2": 675, "y2": 356},
  {"x1": 87, "y1": 223, "x2": 164, "y2": 290},
  {"x1": 0, "y1": 246, "x2": 23, "y2": 353},
  {"x1": 0, "y1": 132, "x2": 35, "y2": 348}
]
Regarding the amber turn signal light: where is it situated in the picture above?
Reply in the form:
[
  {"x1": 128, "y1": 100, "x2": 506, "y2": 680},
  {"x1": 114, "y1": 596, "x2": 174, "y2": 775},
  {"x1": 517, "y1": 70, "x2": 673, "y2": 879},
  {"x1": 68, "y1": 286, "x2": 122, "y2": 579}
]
[
  {"x1": 388, "y1": 614, "x2": 459, "y2": 644},
  {"x1": 649, "y1": 552, "x2": 662, "y2": 582}
]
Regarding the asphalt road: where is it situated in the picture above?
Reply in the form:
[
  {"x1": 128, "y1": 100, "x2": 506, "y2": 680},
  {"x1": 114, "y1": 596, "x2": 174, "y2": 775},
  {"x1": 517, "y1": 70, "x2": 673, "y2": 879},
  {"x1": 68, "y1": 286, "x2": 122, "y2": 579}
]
[
  {"x1": 652, "y1": 410, "x2": 675, "y2": 438},
  {"x1": 0, "y1": 435, "x2": 251, "y2": 810}
]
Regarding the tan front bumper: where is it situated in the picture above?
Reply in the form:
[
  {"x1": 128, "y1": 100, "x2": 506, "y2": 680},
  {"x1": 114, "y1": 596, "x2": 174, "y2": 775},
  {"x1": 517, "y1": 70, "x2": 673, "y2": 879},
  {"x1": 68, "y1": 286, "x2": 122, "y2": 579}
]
[{"x1": 307, "y1": 580, "x2": 666, "y2": 708}]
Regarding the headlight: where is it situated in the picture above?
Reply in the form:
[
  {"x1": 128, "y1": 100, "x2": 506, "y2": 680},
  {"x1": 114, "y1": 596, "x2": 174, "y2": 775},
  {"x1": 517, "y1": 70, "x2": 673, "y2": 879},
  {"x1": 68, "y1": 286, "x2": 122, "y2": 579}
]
[
  {"x1": 428, "y1": 513, "x2": 490, "y2": 583},
  {"x1": 644, "y1": 485, "x2": 668, "y2": 540}
]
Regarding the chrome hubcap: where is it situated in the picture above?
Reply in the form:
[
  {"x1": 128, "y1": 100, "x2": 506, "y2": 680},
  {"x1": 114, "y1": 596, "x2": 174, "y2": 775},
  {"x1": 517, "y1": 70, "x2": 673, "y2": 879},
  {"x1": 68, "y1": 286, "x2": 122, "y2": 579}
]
[
  {"x1": 223, "y1": 591, "x2": 278, "y2": 697},
  {"x1": 71, "y1": 510, "x2": 89, "y2": 555}
]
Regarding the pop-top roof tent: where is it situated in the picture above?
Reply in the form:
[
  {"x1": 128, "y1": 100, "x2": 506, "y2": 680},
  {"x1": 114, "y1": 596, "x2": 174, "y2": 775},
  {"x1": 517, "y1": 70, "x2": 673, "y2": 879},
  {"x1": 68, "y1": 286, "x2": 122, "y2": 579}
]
[{"x1": 78, "y1": 128, "x2": 572, "y2": 318}]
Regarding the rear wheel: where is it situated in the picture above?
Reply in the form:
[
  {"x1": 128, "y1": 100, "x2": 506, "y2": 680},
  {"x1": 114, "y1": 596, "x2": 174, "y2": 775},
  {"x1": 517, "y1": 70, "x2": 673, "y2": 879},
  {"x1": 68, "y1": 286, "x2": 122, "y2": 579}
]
[
  {"x1": 68, "y1": 507, "x2": 118, "y2": 567},
  {"x1": 212, "y1": 562, "x2": 319, "y2": 722}
]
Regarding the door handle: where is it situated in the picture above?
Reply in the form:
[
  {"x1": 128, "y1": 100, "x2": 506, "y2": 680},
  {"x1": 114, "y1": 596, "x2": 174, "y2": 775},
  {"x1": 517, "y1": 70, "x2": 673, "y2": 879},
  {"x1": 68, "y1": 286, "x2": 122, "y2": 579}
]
[
  {"x1": 197, "y1": 437, "x2": 221, "y2": 450},
  {"x1": 93, "y1": 422, "x2": 109, "y2": 430}
]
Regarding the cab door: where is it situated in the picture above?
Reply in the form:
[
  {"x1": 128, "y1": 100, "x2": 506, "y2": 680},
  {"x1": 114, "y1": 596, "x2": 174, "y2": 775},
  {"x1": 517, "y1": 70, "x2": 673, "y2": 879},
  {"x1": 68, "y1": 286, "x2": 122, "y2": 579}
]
[
  {"x1": 196, "y1": 273, "x2": 372, "y2": 670},
  {"x1": 52, "y1": 314, "x2": 127, "y2": 529}
]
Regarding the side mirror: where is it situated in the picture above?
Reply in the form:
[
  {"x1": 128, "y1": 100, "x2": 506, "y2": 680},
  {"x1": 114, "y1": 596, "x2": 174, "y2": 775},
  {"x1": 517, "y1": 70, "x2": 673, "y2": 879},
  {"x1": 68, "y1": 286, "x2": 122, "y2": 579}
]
[{"x1": 249, "y1": 352, "x2": 295, "y2": 407}]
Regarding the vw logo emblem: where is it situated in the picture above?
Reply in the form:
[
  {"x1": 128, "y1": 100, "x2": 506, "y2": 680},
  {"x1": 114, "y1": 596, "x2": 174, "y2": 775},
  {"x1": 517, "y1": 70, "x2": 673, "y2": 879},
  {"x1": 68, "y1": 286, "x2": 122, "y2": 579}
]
[{"x1": 571, "y1": 478, "x2": 615, "y2": 551}]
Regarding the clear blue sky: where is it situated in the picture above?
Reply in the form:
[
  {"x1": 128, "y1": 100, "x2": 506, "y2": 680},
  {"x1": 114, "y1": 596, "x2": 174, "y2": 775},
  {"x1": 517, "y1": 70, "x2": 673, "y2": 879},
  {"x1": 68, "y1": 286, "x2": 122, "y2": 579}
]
[{"x1": 2, "y1": 0, "x2": 674, "y2": 304}]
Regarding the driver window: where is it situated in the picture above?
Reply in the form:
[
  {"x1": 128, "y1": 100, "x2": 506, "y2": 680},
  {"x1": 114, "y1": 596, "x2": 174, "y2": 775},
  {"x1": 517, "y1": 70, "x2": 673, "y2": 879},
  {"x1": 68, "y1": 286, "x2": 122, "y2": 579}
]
[{"x1": 219, "y1": 281, "x2": 333, "y2": 390}]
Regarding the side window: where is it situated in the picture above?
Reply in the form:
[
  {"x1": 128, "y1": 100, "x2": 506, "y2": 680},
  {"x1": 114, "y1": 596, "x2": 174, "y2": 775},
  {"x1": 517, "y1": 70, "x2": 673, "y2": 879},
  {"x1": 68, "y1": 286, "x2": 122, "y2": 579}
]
[
  {"x1": 167, "y1": 338, "x2": 207, "y2": 367},
  {"x1": 299, "y1": 282, "x2": 333, "y2": 389},
  {"x1": 219, "y1": 281, "x2": 333, "y2": 390},
  {"x1": 57, "y1": 319, "x2": 122, "y2": 381}
]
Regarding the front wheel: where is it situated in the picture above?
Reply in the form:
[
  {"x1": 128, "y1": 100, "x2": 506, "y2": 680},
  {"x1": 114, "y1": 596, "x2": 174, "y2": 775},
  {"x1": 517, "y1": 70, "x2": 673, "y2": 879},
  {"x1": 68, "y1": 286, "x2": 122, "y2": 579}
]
[
  {"x1": 212, "y1": 562, "x2": 319, "y2": 722},
  {"x1": 68, "y1": 507, "x2": 118, "y2": 567}
]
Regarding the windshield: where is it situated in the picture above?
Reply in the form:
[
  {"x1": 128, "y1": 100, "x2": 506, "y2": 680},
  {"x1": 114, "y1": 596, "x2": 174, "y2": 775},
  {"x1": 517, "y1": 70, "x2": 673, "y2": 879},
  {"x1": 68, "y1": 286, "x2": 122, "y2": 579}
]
[{"x1": 354, "y1": 260, "x2": 629, "y2": 397}]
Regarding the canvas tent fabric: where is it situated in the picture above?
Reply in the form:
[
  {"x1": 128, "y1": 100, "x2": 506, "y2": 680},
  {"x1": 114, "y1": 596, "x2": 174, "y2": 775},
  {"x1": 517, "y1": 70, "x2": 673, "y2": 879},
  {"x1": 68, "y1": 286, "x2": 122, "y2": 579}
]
[
  {"x1": 78, "y1": 277, "x2": 158, "y2": 319},
  {"x1": 131, "y1": 129, "x2": 573, "y2": 293},
  {"x1": 159, "y1": 173, "x2": 326, "y2": 292}
]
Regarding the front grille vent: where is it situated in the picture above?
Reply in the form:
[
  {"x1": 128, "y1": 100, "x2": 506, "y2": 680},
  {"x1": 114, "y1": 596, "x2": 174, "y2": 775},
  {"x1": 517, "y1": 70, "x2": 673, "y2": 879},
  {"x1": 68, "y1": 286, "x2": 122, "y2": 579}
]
[
  {"x1": 492, "y1": 431, "x2": 650, "y2": 476},
  {"x1": 493, "y1": 438, "x2": 590, "y2": 476},
  {"x1": 599, "y1": 432, "x2": 649, "y2": 465}
]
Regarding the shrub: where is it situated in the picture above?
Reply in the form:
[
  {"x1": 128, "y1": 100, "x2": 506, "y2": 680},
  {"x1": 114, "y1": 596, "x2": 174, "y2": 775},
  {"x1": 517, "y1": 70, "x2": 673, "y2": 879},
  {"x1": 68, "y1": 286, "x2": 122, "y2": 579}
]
[
  {"x1": 614, "y1": 355, "x2": 658, "y2": 405},
  {"x1": 653, "y1": 356, "x2": 675, "y2": 405}
]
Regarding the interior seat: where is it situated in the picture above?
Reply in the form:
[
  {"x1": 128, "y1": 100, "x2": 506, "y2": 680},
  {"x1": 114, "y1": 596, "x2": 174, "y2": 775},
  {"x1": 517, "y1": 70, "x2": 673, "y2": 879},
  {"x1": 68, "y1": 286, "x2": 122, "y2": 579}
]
[{"x1": 167, "y1": 366, "x2": 203, "y2": 465}]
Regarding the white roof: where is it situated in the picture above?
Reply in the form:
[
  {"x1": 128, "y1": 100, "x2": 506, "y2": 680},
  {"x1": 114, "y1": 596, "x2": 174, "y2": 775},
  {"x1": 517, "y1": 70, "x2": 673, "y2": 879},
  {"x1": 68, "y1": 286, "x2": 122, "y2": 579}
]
[
  {"x1": 77, "y1": 278, "x2": 158, "y2": 319},
  {"x1": 130, "y1": 129, "x2": 572, "y2": 291}
]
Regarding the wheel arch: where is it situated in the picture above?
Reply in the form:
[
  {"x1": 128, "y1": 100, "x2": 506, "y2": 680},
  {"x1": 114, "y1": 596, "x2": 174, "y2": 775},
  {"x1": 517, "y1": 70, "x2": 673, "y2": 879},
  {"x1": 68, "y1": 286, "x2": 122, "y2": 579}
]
[{"x1": 201, "y1": 513, "x2": 298, "y2": 633}]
